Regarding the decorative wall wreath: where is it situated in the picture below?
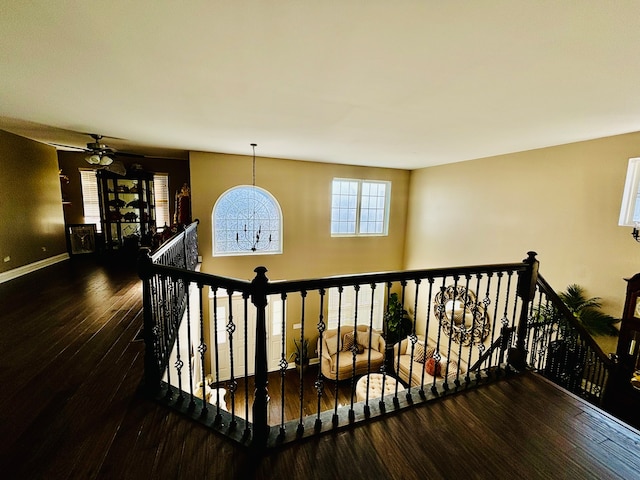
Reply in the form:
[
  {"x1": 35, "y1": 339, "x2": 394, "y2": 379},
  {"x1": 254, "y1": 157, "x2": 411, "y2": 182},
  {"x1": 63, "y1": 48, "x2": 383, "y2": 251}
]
[{"x1": 434, "y1": 285, "x2": 490, "y2": 346}]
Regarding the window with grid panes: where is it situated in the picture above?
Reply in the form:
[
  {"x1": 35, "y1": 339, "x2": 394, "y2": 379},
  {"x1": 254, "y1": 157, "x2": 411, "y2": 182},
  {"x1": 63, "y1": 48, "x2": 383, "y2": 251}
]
[{"x1": 331, "y1": 178, "x2": 390, "y2": 236}]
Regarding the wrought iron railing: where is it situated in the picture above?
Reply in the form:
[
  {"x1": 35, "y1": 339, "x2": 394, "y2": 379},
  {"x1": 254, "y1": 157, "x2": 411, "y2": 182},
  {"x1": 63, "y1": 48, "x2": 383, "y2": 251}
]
[
  {"x1": 139, "y1": 221, "x2": 199, "y2": 391},
  {"x1": 138, "y1": 237, "x2": 615, "y2": 452},
  {"x1": 525, "y1": 275, "x2": 615, "y2": 405}
]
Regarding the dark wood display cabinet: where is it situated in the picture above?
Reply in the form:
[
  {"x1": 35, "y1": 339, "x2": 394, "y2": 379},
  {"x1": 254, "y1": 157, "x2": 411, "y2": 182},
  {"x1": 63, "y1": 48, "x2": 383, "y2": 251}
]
[
  {"x1": 606, "y1": 273, "x2": 640, "y2": 429},
  {"x1": 97, "y1": 169, "x2": 155, "y2": 253}
]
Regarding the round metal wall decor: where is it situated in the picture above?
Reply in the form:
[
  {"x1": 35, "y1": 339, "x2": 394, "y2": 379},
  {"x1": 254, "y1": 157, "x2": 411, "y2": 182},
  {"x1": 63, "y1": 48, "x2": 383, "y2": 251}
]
[{"x1": 434, "y1": 285, "x2": 490, "y2": 346}]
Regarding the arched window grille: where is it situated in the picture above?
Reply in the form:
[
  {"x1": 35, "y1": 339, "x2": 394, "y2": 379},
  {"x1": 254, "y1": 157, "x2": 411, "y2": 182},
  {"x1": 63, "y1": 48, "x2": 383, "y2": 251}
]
[{"x1": 212, "y1": 185, "x2": 283, "y2": 256}]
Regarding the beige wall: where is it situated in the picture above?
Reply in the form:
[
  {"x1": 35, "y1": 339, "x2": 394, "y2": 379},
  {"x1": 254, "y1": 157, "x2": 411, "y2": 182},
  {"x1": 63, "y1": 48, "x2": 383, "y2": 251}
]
[
  {"x1": 190, "y1": 151, "x2": 410, "y2": 360},
  {"x1": 190, "y1": 151, "x2": 410, "y2": 281},
  {"x1": 0, "y1": 130, "x2": 67, "y2": 273},
  {"x1": 405, "y1": 131, "x2": 640, "y2": 322}
]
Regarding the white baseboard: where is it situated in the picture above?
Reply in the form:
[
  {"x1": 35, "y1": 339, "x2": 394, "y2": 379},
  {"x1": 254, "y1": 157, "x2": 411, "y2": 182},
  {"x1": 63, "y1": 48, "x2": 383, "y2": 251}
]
[{"x1": 0, "y1": 253, "x2": 70, "y2": 284}]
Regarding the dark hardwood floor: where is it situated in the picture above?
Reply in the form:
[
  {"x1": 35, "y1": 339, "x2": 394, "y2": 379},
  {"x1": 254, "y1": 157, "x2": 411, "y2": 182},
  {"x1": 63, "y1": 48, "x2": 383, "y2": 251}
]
[{"x1": 2, "y1": 256, "x2": 640, "y2": 479}]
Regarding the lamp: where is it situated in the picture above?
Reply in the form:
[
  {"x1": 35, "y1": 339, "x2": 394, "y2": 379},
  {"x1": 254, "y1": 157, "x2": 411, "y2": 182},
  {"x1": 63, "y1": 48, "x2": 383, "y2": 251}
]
[
  {"x1": 85, "y1": 153, "x2": 113, "y2": 166},
  {"x1": 619, "y1": 157, "x2": 640, "y2": 242},
  {"x1": 236, "y1": 143, "x2": 272, "y2": 252},
  {"x1": 98, "y1": 154, "x2": 113, "y2": 166},
  {"x1": 85, "y1": 154, "x2": 101, "y2": 165}
]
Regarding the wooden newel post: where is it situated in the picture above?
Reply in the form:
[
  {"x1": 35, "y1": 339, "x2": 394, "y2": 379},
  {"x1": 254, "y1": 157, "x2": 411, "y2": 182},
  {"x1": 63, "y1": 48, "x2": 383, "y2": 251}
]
[
  {"x1": 509, "y1": 251, "x2": 539, "y2": 371},
  {"x1": 251, "y1": 266, "x2": 270, "y2": 448},
  {"x1": 137, "y1": 247, "x2": 161, "y2": 394}
]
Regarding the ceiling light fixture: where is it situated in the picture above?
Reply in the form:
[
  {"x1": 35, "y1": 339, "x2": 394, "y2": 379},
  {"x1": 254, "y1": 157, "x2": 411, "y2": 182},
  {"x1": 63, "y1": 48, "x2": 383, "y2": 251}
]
[{"x1": 236, "y1": 143, "x2": 272, "y2": 252}]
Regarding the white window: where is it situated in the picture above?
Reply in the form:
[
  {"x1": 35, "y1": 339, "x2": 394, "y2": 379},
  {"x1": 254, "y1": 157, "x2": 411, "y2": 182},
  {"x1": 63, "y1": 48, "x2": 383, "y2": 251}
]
[
  {"x1": 619, "y1": 157, "x2": 640, "y2": 226},
  {"x1": 79, "y1": 169, "x2": 102, "y2": 232},
  {"x1": 331, "y1": 179, "x2": 390, "y2": 236},
  {"x1": 212, "y1": 186, "x2": 282, "y2": 256},
  {"x1": 154, "y1": 173, "x2": 171, "y2": 229},
  {"x1": 327, "y1": 283, "x2": 385, "y2": 331}
]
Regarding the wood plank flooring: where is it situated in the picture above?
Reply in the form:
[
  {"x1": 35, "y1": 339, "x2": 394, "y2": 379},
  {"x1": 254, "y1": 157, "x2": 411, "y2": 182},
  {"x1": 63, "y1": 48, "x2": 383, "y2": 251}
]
[{"x1": 1, "y1": 256, "x2": 640, "y2": 479}]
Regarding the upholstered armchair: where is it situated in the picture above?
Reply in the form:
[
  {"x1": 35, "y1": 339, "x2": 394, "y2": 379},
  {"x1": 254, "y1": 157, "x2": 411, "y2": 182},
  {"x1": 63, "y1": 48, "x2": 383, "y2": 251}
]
[{"x1": 318, "y1": 325, "x2": 385, "y2": 381}]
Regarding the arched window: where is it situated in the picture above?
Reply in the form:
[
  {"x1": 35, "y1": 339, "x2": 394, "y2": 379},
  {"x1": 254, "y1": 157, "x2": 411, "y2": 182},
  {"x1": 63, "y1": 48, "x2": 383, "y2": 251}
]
[{"x1": 212, "y1": 185, "x2": 282, "y2": 256}]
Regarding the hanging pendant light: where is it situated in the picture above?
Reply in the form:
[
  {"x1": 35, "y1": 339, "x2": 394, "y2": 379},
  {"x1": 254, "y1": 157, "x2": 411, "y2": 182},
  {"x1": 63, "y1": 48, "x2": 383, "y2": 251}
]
[{"x1": 236, "y1": 143, "x2": 272, "y2": 252}]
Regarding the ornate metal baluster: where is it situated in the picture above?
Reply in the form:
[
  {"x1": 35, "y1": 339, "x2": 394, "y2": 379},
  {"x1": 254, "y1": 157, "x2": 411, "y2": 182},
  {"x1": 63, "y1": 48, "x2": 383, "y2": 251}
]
[
  {"x1": 198, "y1": 283, "x2": 208, "y2": 417},
  {"x1": 210, "y1": 287, "x2": 219, "y2": 421},
  {"x1": 466, "y1": 273, "x2": 483, "y2": 383},
  {"x1": 363, "y1": 283, "x2": 376, "y2": 415},
  {"x1": 242, "y1": 292, "x2": 250, "y2": 439},
  {"x1": 394, "y1": 280, "x2": 407, "y2": 404},
  {"x1": 478, "y1": 274, "x2": 493, "y2": 376},
  {"x1": 315, "y1": 289, "x2": 326, "y2": 430},
  {"x1": 162, "y1": 275, "x2": 173, "y2": 398},
  {"x1": 186, "y1": 283, "x2": 197, "y2": 411},
  {"x1": 298, "y1": 290, "x2": 307, "y2": 435},
  {"x1": 348, "y1": 285, "x2": 359, "y2": 422},
  {"x1": 487, "y1": 272, "x2": 502, "y2": 372},
  {"x1": 173, "y1": 277, "x2": 184, "y2": 401},
  {"x1": 226, "y1": 290, "x2": 237, "y2": 429},
  {"x1": 441, "y1": 275, "x2": 459, "y2": 391},
  {"x1": 432, "y1": 276, "x2": 448, "y2": 395},
  {"x1": 507, "y1": 273, "x2": 522, "y2": 371},
  {"x1": 419, "y1": 277, "x2": 435, "y2": 396},
  {"x1": 332, "y1": 286, "x2": 343, "y2": 427},
  {"x1": 278, "y1": 292, "x2": 288, "y2": 438},
  {"x1": 529, "y1": 287, "x2": 545, "y2": 371}
]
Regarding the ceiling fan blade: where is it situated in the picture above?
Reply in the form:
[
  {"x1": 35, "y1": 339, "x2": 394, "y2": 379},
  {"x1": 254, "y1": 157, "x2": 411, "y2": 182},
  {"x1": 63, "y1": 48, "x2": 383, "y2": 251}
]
[
  {"x1": 48, "y1": 142, "x2": 88, "y2": 152},
  {"x1": 114, "y1": 150, "x2": 144, "y2": 158},
  {"x1": 104, "y1": 160, "x2": 126, "y2": 176}
]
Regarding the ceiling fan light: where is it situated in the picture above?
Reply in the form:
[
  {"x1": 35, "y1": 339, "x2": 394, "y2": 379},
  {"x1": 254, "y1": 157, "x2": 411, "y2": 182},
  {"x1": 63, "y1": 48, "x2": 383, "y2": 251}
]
[
  {"x1": 86, "y1": 154, "x2": 101, "y2": 164},
  {"x1": 99, "y1": 155, "x2": 113, "y2": 166}
]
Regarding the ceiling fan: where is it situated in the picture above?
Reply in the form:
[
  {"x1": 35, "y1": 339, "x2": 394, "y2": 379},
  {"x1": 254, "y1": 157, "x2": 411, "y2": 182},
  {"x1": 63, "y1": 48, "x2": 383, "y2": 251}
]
[
  {"x1": 83, "y1": 134, "x2": 116, "y2": 166},
  {"x1": 52, "y1": 133, "x2": 128, "y2": 175}
]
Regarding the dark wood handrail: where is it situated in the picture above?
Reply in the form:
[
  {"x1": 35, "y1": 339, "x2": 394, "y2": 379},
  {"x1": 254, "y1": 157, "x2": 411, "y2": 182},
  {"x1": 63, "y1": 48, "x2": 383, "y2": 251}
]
[
  {"x1": 267, "y1": 262, "x2": 528, "y2": 295},
  {"x1": 149, "y1": 220, "x2": 199, "y2": 263}
]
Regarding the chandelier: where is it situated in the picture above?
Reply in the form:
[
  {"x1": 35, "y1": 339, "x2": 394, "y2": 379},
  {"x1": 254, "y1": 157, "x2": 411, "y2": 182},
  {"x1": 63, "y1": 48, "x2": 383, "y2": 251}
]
[{"x1": 236, "y1": 143, "x2": 272, "y2": 252}]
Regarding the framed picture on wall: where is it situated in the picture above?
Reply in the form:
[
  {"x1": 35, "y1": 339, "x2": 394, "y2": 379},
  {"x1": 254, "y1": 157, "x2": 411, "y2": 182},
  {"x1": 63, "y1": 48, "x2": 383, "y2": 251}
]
[{"x1": 68, "y1": 224, "x2": 97, "y2": 255}]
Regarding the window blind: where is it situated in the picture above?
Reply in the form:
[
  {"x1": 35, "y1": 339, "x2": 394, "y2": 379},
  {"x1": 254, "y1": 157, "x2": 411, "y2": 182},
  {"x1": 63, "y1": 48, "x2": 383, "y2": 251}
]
[{"x1": 79, "y1": 169, "x2": 102, "y2": 232}]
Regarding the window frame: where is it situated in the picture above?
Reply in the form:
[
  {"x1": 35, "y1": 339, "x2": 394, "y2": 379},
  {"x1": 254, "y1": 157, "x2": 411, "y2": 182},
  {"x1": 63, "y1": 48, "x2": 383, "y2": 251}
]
[
  {"x1": 326, "y1": 283, "x2": 386, "y2": 331},
  {"x1": 79, "y1": 169, "x2": 102, "y2": 232},
  {"x1": 153, "y1": 173, "x2": 171, "y2": 230},
  {"x1": 331, "y1": 178, "x2": 391, "y2": 237},
  {"x1": 212, "y1": 185, "x2": 283, "y2": 257},
  {"x1": 619, "y1": 157, "x2": 640, "y2": 226}
]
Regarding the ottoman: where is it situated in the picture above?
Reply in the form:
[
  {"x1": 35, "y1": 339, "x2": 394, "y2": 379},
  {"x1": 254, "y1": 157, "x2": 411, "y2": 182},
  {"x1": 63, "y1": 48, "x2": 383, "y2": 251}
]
[{"x1": 355, "y1": 373, "x2": 404, "y2": 402}]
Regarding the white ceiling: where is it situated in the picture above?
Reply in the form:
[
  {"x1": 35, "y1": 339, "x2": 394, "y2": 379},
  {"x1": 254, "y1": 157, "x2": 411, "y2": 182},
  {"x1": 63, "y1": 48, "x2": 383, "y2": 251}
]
[{"x1": 2, "y1": 2, "x2": 640, "y2": 169}]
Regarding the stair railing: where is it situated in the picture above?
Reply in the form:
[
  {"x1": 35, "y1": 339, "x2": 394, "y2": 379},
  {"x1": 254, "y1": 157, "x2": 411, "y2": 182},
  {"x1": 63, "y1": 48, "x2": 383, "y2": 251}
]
[
  {"x1": 138, "y1": 236, "x2": 614, "y2": 452},
  {"x1": 524, "y1": 274, "x2": 615, "y2": 404}
]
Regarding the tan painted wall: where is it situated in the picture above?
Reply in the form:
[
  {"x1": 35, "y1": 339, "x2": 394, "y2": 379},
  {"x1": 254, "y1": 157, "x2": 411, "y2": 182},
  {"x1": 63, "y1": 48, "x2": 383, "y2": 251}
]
[
  {"x1": 190, "y1": 151, "x2": 410, "y2": 281},
  {"x1": 405, "y1": 131, "x2": 640, "y2": 327},
  {"x1": 0, "y1": 130, "x2": 67, "y2": 273},
  {"x1": 190, "y1": 151, "x2": 410, "y2": 360}
]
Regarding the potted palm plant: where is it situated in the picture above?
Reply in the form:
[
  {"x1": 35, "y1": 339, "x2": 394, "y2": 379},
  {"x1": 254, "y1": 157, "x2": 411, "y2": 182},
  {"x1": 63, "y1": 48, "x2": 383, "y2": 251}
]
[
  {"x1": 290, "y1": 338, "x2": 309, "y2": 374},
  {"x1": 558, "y1": 284, "x2": 620, "y2": 337},
  {"x1": 384, "y1": 292, "x2": 413, "y2": 345}
]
